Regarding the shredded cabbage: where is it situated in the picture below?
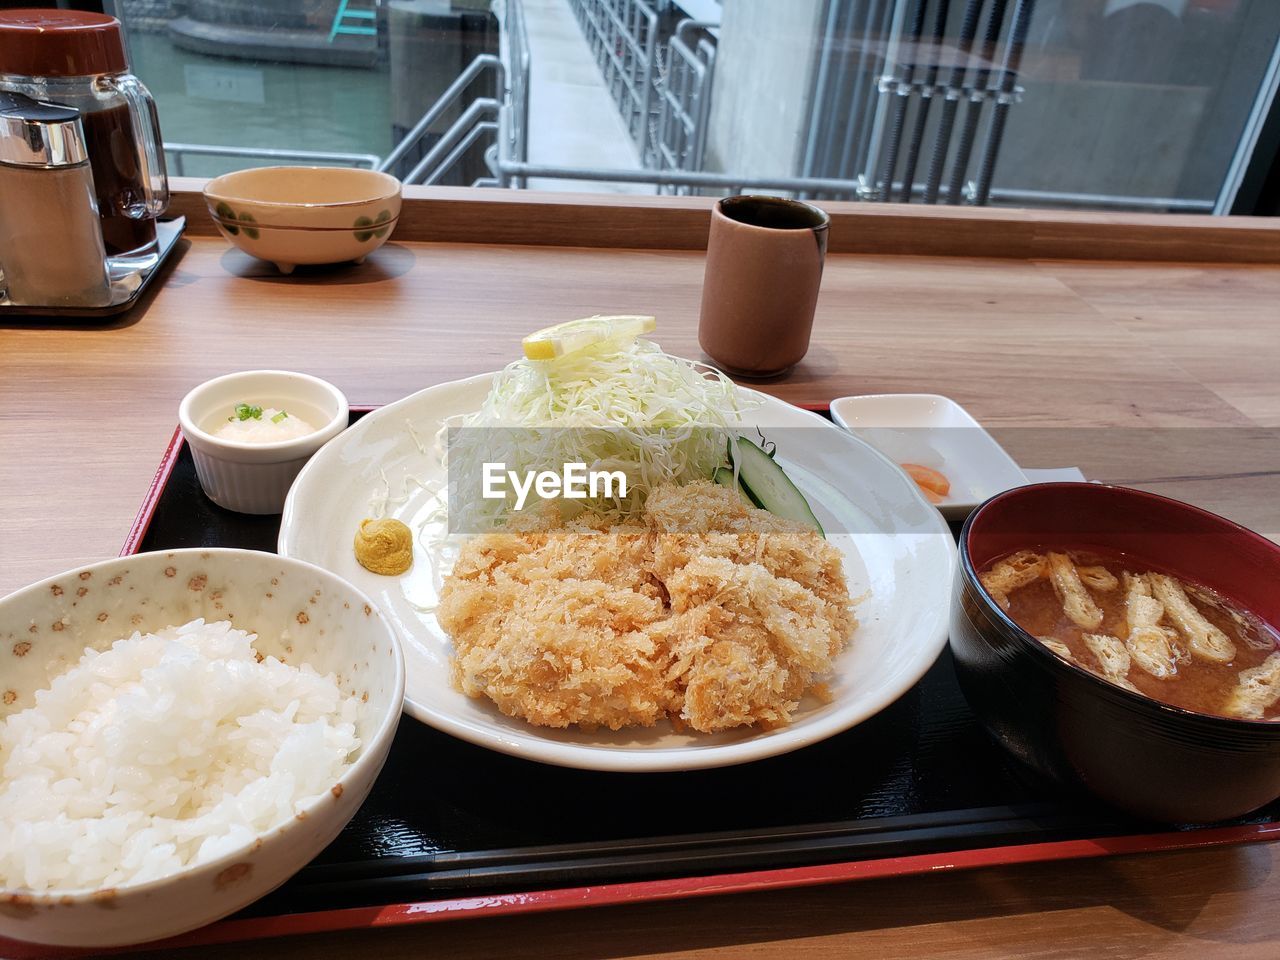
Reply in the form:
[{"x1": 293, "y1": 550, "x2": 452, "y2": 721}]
[{"x1": 441, "y1": 336, "x2": 751, "y2": 528}]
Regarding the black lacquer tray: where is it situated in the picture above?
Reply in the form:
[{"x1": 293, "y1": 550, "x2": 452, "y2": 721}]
[{"x1": 81, "y1": 407, "x2": 1279, "y2": 957}]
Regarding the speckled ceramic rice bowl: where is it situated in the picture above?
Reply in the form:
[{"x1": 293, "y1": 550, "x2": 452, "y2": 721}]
[{"x1": 0, "y1": 548, "x2": 404, "y2": 948}]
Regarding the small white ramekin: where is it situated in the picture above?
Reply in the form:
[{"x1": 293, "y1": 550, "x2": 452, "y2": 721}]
[{"x1": 178, "y1": 370, "x2": 349, "y2": 514}]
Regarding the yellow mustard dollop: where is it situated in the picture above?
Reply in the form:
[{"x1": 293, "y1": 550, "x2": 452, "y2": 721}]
[{"x1": 354, "y1": 518, "x2": 414, "y2": 576}]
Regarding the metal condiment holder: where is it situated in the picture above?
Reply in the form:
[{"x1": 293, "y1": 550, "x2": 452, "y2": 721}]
[{"x1": 0, "y1": 216, "x2": 185, "y2": 320}]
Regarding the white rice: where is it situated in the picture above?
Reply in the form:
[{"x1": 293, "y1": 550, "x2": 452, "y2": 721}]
[{"x1": 0, "y1": 619, "x2": 360, "y2": 892}]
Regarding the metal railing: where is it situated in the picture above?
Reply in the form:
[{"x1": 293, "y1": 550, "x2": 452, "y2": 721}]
[
  {"x1": 497, "y1": 0, "x2": 532, "y2": 187},
  {"x1": 862, "y1": 0, "x2": 1040, "y2": 205},
  {"x1": 394, "y1": 0, "x2": 1203, "y2": 211},
  {"x1": 164, "y1": 0, "x2": 529, "y2": 190},
  {"x1": 165, "y1": 142, "x2": 381, "y2": 176},
  {"x1": 370, "y1": 0, "x2": 529, "y2": 187},
  {"x1": 378, "y1": 54, "x2": 503, "y2": 185},
  {"x1": 488, "y1": 159, "x2": 1213, "y2": 211},
  {"x1": 164, "y1": 0, "x2": 1211, "y2": 215},
  {"x1": 567, "y1": 0, "x2": 659, "y2": 162},
  {"x1": 653, "y1": 19, "x2": 717, "y2": 190}
]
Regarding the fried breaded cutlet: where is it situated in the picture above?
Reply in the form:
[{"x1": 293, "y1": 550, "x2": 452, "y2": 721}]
[{"x1": 436, "y1": 480, "x2": 857, "y2": 733}]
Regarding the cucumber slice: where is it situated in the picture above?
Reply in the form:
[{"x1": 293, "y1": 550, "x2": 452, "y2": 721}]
[
  {"x1": 712, "y1": 465, "x2": 759, "y2": 506},
  {"x1": 729, "y1": 436, "x2": 825, "y2": 536}
]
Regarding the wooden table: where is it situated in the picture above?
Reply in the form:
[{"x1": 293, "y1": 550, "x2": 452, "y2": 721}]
[{"x1": 3, "y1": 190, "x2": 1280, "y2": 958}]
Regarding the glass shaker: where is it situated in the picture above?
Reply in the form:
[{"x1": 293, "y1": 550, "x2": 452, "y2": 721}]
[
  {"x1": 0, "y1": 9, "x2": 168, "y2": 267},
  {"x1": 0, "y1": 91, "x2": 111, "y2": 308}
]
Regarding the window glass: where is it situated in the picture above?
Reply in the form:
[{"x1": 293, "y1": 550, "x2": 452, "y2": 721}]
[{"x1": 110, "y1": 0, "x2": 1280, "y2": 212}]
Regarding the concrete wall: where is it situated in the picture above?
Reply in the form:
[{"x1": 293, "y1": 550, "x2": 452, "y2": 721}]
[
  {"x1": 182, "y1": 0, "x2": 335, "y2": 30},
  {"x1": 995, "y1": 0, "x2": 1279, "y2": 205},
  {"x1": 703, "y1": 0, "x2": 827, "y2": 178},
  {"x1": 996, "y1": 81, "x2": 1209, "y2": 201}
]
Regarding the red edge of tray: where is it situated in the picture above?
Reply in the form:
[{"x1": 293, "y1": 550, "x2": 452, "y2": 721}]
[
  {"x1": 51, "y1": 399, "x2": 1271, "y2": 960},
  {"x1": 119, "y1": 424, "x2": 185, "y2": 558},
  {"x1": 9, "y1": 824, "x2": 1280, "y2": 959}
]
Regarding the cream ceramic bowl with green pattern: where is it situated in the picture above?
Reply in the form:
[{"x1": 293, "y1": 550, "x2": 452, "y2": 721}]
[{"x1": 203, "y1": 166, "x2": 402, "y2": 274}]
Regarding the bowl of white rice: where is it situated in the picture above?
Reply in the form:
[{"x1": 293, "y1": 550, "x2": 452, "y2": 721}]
[{"x1": 0, "y1": 548, "x2": 404, "y2": 948}]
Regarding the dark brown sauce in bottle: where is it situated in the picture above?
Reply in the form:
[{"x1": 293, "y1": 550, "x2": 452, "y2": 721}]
[{"x1": 78, "y1": 102, "x2": 155, "y2": 257}]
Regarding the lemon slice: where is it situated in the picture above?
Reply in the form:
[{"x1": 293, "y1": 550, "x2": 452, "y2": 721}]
[{"x1": 522, "y1": 315, "x2": 657, "y2": 361}]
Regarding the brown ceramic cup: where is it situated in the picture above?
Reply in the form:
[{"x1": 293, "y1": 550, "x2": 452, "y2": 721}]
[{"x1": 698, "y1": 195, "x2": 830, "y2": 377}]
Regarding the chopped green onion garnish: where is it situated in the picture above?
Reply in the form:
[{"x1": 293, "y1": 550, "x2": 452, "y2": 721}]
[
  {"x1": 271, "y1": 410, "x2": 288, "y2": 423},
  {"x1": 234, "y1": 403, "x2": 263, "y2": 421}
]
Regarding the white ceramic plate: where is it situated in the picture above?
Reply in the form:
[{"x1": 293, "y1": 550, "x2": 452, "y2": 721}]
[
  {"x1": 280, "y1": 374, "x2": 956, "y2": 771},
  {"x1": 829, "y1": 394, "x2": 1029, "y2": 521}
]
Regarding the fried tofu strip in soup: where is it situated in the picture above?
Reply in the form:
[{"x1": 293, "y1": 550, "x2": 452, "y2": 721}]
[
  {"x1": 980, "y1": 550, "x2": 1046, "y2": 611},
  {"x1": 1150, "y1": 573, "x2": 1236, "y2": 664},
  {"x1": 1122, "y1": 572, "x2": 1180, "y2": 680},
  {"x1": 1225, "y1": 652, "x2": 1280, "y2": 720},
  {"x1": 1047, "y1": 552, "x2": 1104, "y2": 630},
  {"x1": 1037, "y1": 636, "x2": 1075, "y2": 664},
  {"x1": 1076, "y1": 565, "x2": 1119, "y2": 592},
  {"x1": 1082, "y1": 633, "x2": 1139, "y2": 692}
]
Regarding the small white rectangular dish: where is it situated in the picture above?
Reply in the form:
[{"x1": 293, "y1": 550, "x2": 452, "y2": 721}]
[{"x1": 830, "y1": 394, "x2": 1028, "y2": 521}]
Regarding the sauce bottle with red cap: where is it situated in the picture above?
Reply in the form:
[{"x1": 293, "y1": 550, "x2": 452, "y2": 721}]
[{"x1": 0, "y1": 8, "x2": 169, "y2": 267}]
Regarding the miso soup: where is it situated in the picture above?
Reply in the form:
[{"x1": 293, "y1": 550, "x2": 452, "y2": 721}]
[{"x1": 980, "y1": 549, "x2": 1280, "y2": 721}]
